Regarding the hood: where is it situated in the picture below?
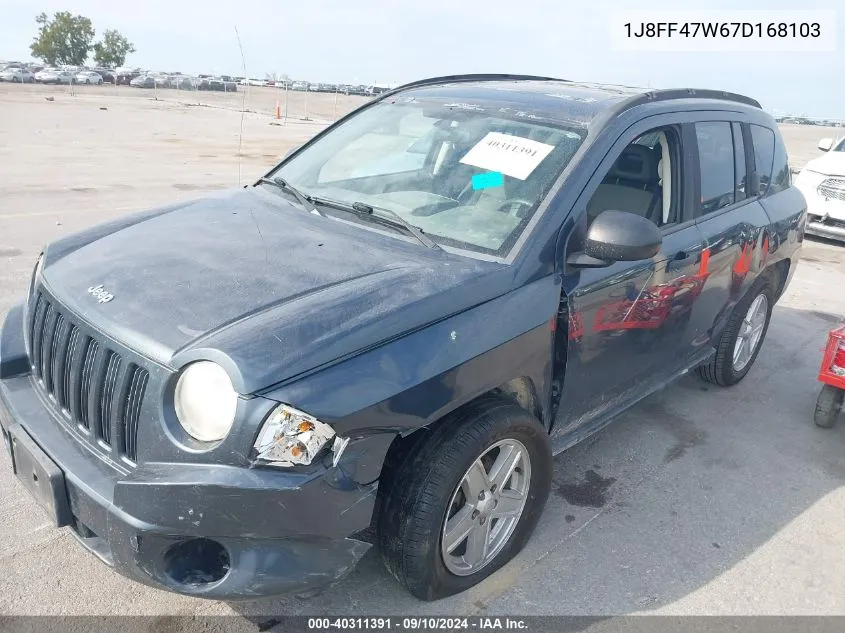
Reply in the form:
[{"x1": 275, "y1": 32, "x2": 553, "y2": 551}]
[
  {"x1": 41, "y1": 188, "x2": 509, "y2": 393},
  {"x1": 804, "y1": 151, "x2": 845, "y2": 177}
]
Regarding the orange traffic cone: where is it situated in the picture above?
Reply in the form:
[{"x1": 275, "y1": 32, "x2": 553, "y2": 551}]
[{"x1": 274, "y1": 102, "x2": 281, "y2": 119}]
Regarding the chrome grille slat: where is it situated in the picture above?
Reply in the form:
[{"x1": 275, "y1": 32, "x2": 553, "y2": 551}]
[
  {"x1": 97, "y1": 351, "x2": 122, "y2": 445},
  {"x1": 30, "y1": 299, "x2": 48, "y2": 377},
  {"x1": 61, "y1": 325, "x2": 81, "y2": 411},
  {"x1": 39, "y1": 306, "x2": 58, "y2": 391},
  {"x1": 123, "y1": 366, "x2": 148, "y2": 462},
  {"x1": 79, "y1": 339, "x2": 100, "y2": 430},
  {"x1": 818, "y1": 178, "x2": 845, "y2": 203},
  {"x1": 51, "y1": 316, "x2": 71, "y2": 408},
  {"x1": 26, "y1": 291, "x2": 149, "y2": 465}
]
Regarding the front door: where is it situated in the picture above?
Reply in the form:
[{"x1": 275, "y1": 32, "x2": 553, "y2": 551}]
[{"x1": 553, "y1": 118, "x2": 710, "y2": 440}]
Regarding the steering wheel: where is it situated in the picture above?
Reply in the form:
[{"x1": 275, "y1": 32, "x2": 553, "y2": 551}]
[{"x1": 496, "y1": 199, "x2": 535, "y2": 219}]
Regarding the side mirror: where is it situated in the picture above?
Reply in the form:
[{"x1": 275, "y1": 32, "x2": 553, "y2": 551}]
[
  {"x1": 818, "y1": 138, "x2": 834, "y2": 152},
  {"x1": 568, "y1": 210, "x2": 662, "y2": 268}
]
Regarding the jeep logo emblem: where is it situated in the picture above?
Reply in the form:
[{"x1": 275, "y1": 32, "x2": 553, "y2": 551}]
[{"x1": 87, "y1": 284, "x2": 114, "y2": 304}]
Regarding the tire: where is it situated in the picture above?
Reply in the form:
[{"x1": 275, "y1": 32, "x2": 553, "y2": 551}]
[
  {"x1": 814, "y1": 385, "x2": 844, "y2": 428},
  {"x1": 377, "y1": 396, "x2": 552, "y2": 600},
  {"x1": 697, "y1": 280, "x2": 774, "y2": 386}
]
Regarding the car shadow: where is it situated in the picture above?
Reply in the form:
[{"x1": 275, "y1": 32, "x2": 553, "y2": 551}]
[{"x1": 227, "y1": 303, "x2": 845, "y2": 622}]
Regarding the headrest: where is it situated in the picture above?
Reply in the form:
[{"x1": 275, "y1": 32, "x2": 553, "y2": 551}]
[{"x1": 607, "y1": 144, "x2": 658, "y2": 184}]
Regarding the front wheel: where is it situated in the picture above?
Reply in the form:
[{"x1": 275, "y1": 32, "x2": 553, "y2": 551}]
[
  {"x1": 697, "y1": 281, "x2": 774, "y2": 386},
  {"x1": 815, "y1": 385, "x2": 844, "y2": 428},
  {"x1": 377, "y1": 397, "x2": 552, "y2": 600}
]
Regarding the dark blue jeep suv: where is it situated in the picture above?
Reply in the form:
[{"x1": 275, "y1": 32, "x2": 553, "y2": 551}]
[{"x1": 0, "y1": 75, "x2": 805, "y2": 601}]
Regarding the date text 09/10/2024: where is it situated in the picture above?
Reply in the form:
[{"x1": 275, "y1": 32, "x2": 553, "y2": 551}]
[{"x1": 306, "y1": 617, "x2": 528, "y2": 630}]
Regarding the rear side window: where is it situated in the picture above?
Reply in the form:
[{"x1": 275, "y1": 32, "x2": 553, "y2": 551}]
[
  {"x1": 769, "y1": 132, "x2": 791, "y2": 194},
  {"x1": 695, "y1": 122, "x2": 735, "y2": 216},
  {"x1": 750, "y1": 125, "x2": 775, "y2": 195}
]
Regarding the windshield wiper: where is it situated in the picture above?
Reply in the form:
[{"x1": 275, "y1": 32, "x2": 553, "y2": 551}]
[
  {"x1": 257, "y1": 176, "x2": 322, "y2": 216},
  {"x1": 312, "y1": 198, "x2": 439, "y2": 249}
]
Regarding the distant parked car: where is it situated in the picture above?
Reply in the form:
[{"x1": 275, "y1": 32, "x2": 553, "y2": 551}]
[
  {"x1": 35, "y1": 69, "x2": 74, "y2": 85},
  {"x1": 116, "y1": 71, "x2": 139, "y2": 85},
  {"x1": 206, "y1": 77, "x2": 237, "y2": 92},
  {"x1": 0, "y1": 67, "x2": 34, "y2": 83},
  {"x1": 76, "y1": 71, "x2": 104, "y2": 85},
  {"x1": 34, "y1": 68, "x2": 57, "y2": 81},
  {"x1": 129, "y1": 75, "x2": 156, "y2": 89},
  {"x1": 291, "y1": 81, "x2": 308, "y2": 91},
  {"x1": 794, "y1": 135, "x2": 845, "y2": 243},
  {"x1": 169, "y1": 75, "x2": 198, "y2": 90},
  {"x1": 93, "y1": 68, "x2": 116, "y2": 83}
]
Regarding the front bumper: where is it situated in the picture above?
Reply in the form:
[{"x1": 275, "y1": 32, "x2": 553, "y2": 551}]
[
  {"x1": 796, "y1": 183, "x2": 845, "y2": 242},
  {"x1": 0, "y1": 307, "x2": 379, "y2": 599},
  {"x1": 806, "y1": 218, "x2": 845, "y2": 242}
]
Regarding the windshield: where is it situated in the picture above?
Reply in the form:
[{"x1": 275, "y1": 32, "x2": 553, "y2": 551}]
[
  {"x1": 269, "y1": 99, "x2": 585, "y2": 256},
  {"x1": 833, "y1": 137, "x2": 845, "y2": 152}
]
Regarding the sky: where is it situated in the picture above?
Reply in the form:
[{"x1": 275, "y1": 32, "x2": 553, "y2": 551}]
[{"x1": 1, "y1": 0, "x2": 843, "y2": 118}]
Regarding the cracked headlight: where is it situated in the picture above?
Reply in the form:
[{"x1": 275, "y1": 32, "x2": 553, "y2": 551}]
[
  {"x1": 174, "y1": 361, "x2": 238, "y2": 442},
  {"x1": 253, "y1": 405, "x2": 337, "y2": 467}
]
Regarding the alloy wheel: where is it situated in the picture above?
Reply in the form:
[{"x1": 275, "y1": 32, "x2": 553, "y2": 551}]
[
  {"x1": 733, "y1": 293, "x2": 768, "y2": 371},
  {"x1": 441, "y1": 439, "x2": 531, "y2": 576}
]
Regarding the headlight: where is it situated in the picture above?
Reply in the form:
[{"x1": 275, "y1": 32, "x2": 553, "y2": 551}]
[
  {"x1": 253, "y1": 404, "x2": 337, "y2": 467},
  {"x1": 174, "y1": 361, "x2": 238, "y2": 442},
  {"x1": 794, "y1": 169, "x2": 825, "y2": 191}
]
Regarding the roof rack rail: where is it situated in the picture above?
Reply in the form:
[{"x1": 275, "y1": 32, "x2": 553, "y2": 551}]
[
  {"x1": 374, "y1": 76, "x2": 761, "y2": 111},
  {"x1": 383, "y1": 73, "x2": 569, "y2": 96},
  {"x1": 628, "y1": 87, "x2": 761, "y2": 110}
]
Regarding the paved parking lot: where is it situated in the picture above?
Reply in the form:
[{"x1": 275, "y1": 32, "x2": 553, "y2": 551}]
[{"x1": 1, "y1": 84, "x2": 845, "y2": 619}]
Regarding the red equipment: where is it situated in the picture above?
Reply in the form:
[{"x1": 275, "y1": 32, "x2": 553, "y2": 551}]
[{"x1": 814, "y1": 325, "x2": 845, "y2": 428}]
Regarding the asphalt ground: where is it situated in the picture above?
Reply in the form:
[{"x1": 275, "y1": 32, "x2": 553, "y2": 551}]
[{"x1": 1, "y1": 83, "x2": 844, "y2": 618}]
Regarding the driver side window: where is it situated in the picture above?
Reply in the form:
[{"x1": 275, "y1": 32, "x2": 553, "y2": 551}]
[{"x1": 586, "y1": 126, "x2": 680, "y2": 229}]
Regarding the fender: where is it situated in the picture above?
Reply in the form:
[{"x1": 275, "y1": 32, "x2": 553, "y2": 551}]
[{"x1": 259, "y1": 275, "x2": 563, "y2": 436}]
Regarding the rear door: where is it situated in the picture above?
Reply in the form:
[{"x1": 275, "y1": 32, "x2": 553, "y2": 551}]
[
  {"x1": 690, "y1": 118, "x2": 775, "y2": 344},
  {"x1": 554, "y1": 115, "x2": 709, "y2": 437}
]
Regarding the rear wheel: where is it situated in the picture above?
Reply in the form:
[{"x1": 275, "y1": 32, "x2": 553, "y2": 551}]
[
  {"x1": 814, "y1": 385, "x2": 844, "y2": 428},
  {"x1": 697, "y1": 281, "x2": 774, "y2": 386},
  {"x1": 377, "y1": 397, "x2": 552, "y2": 600}
]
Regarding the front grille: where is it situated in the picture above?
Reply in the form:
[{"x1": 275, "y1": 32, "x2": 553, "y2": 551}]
[
  {"x1": 27, "y1": 292, "x2": 148, "y2": 463},
  {"x1": 818, "y1": 177, "x2": 845, "y2": 203}
]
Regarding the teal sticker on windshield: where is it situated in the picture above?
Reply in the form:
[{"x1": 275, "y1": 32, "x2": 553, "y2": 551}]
[{"x1": 471, "y1": 171, "x2": 504, "y2": 190}]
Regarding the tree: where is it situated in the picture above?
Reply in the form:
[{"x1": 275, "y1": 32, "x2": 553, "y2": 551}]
[
  {"x1": 93, "y1": 29, "x2": 135, "y2": 68},
  {"x1": 30, "y1": 12, "x2": 95, "y2": 66}
]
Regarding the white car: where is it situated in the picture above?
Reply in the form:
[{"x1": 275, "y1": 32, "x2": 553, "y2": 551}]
[
  {"x1": 794, "y1": 136, "x2": 845, "y2": 242},
  {"x1": 36, "y1": 69, "x2": 74, "y2": 84},
  {"x1": 75, "y1": 70, "x2": 104, "y2": 85},
  {"x1": 0, "y1": 67, "x2": 34, "y2": 83}
]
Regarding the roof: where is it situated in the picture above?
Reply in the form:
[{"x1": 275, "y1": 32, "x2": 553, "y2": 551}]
[{"x1": 383, "y1": 74, "x2": 760, "y2": 125}]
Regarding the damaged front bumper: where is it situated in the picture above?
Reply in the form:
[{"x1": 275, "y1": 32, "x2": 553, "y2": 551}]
[{"x1": 0, "y1": 307, "x2": 381, "y2": 600}]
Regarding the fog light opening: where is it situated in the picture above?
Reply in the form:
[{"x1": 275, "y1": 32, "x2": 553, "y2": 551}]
[{"x1": 163, "y1": 538, "x2": 230, "y2": 587}]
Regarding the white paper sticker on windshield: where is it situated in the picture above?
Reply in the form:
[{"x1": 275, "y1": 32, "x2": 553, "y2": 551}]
[{"x1": 459, "y1": 132, "x2": 555, "y2": 180}]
